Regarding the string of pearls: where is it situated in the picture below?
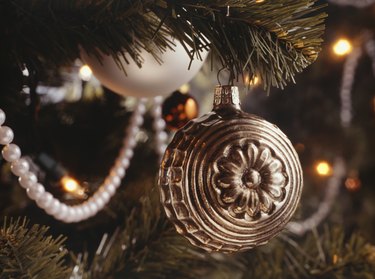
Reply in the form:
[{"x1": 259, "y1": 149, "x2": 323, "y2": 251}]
[
  {"x1": 287, "y1": 40, "x2": 370, "y2": 235},
  {"x1": 151, "y1": 96, "x2": 168, "y2": 159},
  {"x1": 364, "y1": 38, "x2": 375, "y2": 76},
  {"x1": 340, "y1": 47, "x2": 363, "y2": 127},
  {"x1": 0, "y1": 97, "x2": 166, "y2": 223},
  {"x1": 287, "y1": 158, "x2": 346, "y2": 235}
]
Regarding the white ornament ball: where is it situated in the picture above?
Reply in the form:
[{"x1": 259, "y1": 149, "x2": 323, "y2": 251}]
[
  {"x1": 0, "y1": 109, "x2": 5, "y2": 126},
  {"x1": 81, "y1": 39, "x2": 208, "y2": 97}
]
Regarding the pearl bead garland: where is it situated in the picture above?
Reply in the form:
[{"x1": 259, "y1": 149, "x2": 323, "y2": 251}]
[
  {"x1": 151, "y1": 96, "x2": 168, "y2": 159},
  {"x1": 0, "y1": 126, "x2": 14, "y2": 145},
  {"x1": 0, "y1": 97, "x2": 167, "y2": 223}
]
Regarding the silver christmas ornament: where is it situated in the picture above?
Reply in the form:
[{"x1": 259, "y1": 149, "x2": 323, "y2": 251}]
[{"x1": 159, "y1": 85, "x2": 303, "y2": 253}]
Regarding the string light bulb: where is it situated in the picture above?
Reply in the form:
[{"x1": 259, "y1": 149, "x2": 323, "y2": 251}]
[
  {"x1": 79, "y1": 65, "x2": 93, "y2": 81},
  {"x1": 345, "y1": 177, "x2": 361, "y2": 192},
  {"x1": 61, "y1": 175, "x2": 79, "y2": 192},
  {"x1": 179, "y1": 84, "x2": 190, "y2": 94},
  {"x1": 61, "y1": 175, "x2": 86, "y2": 198},
  {"x1": 245, "y1": 75, "x2": 260, "y2": 86},
  {"x1": 345, "y1": 171, "x2": 361, "y2": 192},
  {"x1": 333, "y1": 38, "x2": 353, "y2": 56},
  {"x1": 315, "y1": 161, "x2": 333, "y2": 177}
]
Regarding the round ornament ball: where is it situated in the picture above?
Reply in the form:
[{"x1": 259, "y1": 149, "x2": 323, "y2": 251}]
[
  {"x1": 159, "y1": 85, "x2": 303, "y2": 253},
  {"x1": 162, "y1": 90, "x2": 199, "y2": 130},
  {"x1": 81, "y1": 40, "x2": 208, "y2": 98}
]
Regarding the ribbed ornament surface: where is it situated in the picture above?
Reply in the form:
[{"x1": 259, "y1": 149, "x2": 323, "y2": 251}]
[{"x1": 159, "y1": 86, "x2": 303, "y2": 253}]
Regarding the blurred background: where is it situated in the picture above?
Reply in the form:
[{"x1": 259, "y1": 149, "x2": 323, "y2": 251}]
[{"x1": 0, "y1": 1, "x2": 375, "y2": 278}]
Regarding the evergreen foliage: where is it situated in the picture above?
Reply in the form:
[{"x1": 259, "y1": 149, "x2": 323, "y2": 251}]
[
  {"x1": 2, "y1": 198, "x2": 375, "y2": 278},
  {"x1": 0, "y1": 1, "x2": 374, "y2": 279},
  {"x1": 0, "y1": 0, "x2": 326, "y2": 91},
  {"x1": 0, "y1": 218, "x2": 70, "y2": 279}
]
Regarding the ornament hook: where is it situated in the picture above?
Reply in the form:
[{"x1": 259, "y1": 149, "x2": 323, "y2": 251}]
[{"x1": 217, "y1": 67, "x2": 234, "y2": 86}]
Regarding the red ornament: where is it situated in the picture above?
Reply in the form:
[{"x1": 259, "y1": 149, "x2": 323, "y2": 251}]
[{"x1": 162, "y1": 91, "x2": 198, "y2": 130}]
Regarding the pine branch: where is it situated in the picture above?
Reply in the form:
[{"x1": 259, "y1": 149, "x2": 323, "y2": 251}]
[
  {"x1": 0, "y1": 0, "x2": 326, "y2": 91},
  {"x1": 153, "y1": 0, "x2": 327, "y2": 90},
  {"x1": 241, "y1": 227, "x2": 375, "y2": 279},
  {"x1": 76, "y1": 191, "x2": 241, "y2": 279},
  {"x1": 0, "y1": 217, "x2": 70, "y2": 279}
]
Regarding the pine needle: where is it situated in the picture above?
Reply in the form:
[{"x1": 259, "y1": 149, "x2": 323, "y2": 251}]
[
  {"x1": 0, "y1": 217, "x2": 70, "y2": 279},
  {"x1": 0, "y1": 0, "x2": 326, "y2": 92}
]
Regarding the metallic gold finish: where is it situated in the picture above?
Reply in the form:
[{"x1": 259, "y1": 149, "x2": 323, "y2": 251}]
[{"x1": 158, "y1": 85, "x2": 303, "y2": 253}]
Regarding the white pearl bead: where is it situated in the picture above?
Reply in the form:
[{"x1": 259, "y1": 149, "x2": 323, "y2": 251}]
[
  {"x1": 123, "y1": 148, "x2": 133, "y2": 159},
  {"x1": 80, "y1": 205, "x2": 91, "y2": 218},
  {"x1": 11, "y1": 158, "x2": 30, "y2": 176},
  {"x1": 117, "y1": 157, "x2": 130, "y2": 169},
  {"x1": 156, "y1": 131, "x2": 168, "y2": 143},
  {"x1": 19, "y1": 172, "x2": 38, "y2": 189},
  {"x1": 110, "y1": 165, "x2": 125, "y2": 179},
  {"x1": 123, "y1": 137, "x2": 136, "y2": 149},
  {"x1": 87, "y1": 202, "x2": 99, "y2": 216},
  {"x1": 106, "y1": 174, "x2": 121, "y2": 188},
  {"x1": 128, "y1": 125, "x2": 139, "y2": 135},
  {"x1": 136, "y1": 103, "x2": 146, "y2": 114},
  {"x1": 104, "y1": 183, "x2": 116, "y2": 196},
  {"x1": 26, "y1": 183, "x2": 45, "y2": 200},
  {"x1": 75, "y1": 207, "x2": 84, "y2": 221},
  {"x1": 0, "y1": 109, "x2": 5, "y2": 126},
  {"x1": 65, "y1": 207, "x2": 77, "y2": 223},
  {"x1": 92, "y1": 194, "x2": 105, "y2": 209},
  {"x1": 132, "y1": 115, "x2": 144, "y2": 126},
  {"x1": 99, "y1": 190, "x2": 111, "y2": 203},
  {"x1": 154, "y1": 119, "x2": 166, "y2": 130},
  {"x1": 54, "y1": 204, "x2": 69, "y2": 221},
  {"x1": 2, "y1": 143, "x2": 21, "y2": 162},
  {"x1": 0, "y1": 126, "x2": 14, "y2": 145},
  {"x1": 153, "y1": 96, "x2": 163, "y2": 104},
  {"x1": 44, "y1": 199, "x2": 61, "y2": 215},
  {"x1": 152, "y1": 105, "x2": 162, "y2": 115},
  {"x1": 36, "y1": 192, "x2": 53, "y2": 208}
]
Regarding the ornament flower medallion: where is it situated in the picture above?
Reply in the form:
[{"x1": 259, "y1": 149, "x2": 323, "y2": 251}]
[
  {"x1": 159, "y1": 86, "x2": 303, "y2": 252},
  {"x1": 213, "y1": 141, "x2": 287, "y2": 220}
]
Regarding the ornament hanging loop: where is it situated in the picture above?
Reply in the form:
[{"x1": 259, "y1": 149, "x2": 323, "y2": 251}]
[{"x1": 217, "y1": 66, "x2": 234, "y2": 86}]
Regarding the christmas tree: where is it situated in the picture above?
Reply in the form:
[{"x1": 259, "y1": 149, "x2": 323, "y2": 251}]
[{"x1": 1, "y1": 1, "x2": 375, "y2": 278}]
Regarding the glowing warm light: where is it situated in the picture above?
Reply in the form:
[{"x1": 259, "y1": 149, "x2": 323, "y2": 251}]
[
  {"x1": 315, "y1": 161, "x2": 333, "y2": 177},
  {"x1": 61, "y1": 175, "x2": 80, "y2": 193},
  {"x1": 250, "y1": 76, "x2": 259, "y2": 85},
  {"x1": 185, "y1": 98, "x2": 198, "y2": 119},
  {"x1": 245, "y1": 75, "x2": 260, "y2": 86},
  {"x1": 256, "y1": 0, "x2": 265, "y2": 2},
  {"x1": 179, "y1": 84, "x2": 190, "y2": 94},
  {"x1": 79, "y1": 65, "x2": 93, "y2": 81},
  {"x1": 332, "y1": 39, "x2": 352, "y2": 56},
  {"x1": 332, "y1": 254, "x2": 339, "y2": 265},
  {"x1": 345, "y1": 177, "x2": 361, "y2": 192}
]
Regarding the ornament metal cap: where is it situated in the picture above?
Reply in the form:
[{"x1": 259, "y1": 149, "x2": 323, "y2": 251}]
[{"x1": 213, "y1": 85, "x2": 241, "y2": 111}]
